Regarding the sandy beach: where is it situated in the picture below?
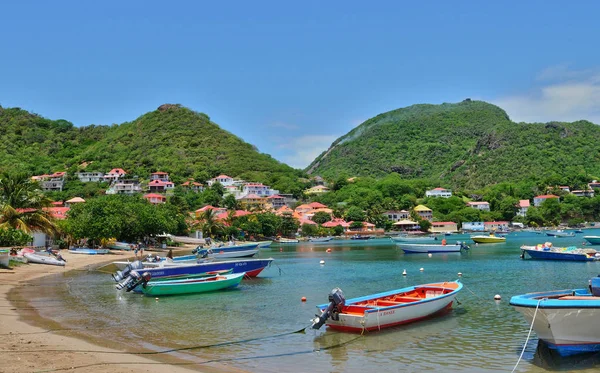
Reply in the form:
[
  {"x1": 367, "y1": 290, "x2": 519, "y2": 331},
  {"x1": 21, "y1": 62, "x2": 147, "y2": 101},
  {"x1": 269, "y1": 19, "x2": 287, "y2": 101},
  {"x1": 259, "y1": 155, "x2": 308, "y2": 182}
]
[{"x1": 0, "y1": 249, "x2": 246, "y2": 373}]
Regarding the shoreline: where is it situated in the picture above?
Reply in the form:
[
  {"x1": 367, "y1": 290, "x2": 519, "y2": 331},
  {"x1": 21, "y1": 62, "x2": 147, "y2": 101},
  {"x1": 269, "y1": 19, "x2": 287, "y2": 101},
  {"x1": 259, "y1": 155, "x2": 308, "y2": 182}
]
[{"x1": 0, "y1": 248, "x2": 247, "y2": 373}]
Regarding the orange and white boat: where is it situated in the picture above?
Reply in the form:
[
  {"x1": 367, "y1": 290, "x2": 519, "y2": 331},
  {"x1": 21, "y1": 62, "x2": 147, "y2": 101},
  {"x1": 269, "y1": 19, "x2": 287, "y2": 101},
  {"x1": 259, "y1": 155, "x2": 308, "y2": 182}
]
[{"x1": 311, "y1": 280, "x2": 462, "y2": 332}]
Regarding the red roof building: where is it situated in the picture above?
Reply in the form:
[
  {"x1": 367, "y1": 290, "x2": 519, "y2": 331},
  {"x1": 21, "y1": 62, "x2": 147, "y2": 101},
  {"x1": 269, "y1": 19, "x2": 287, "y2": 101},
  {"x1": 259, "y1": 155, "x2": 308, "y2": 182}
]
[{"x1": 143, "y1": 193, "x2": 166, "y2": 204}]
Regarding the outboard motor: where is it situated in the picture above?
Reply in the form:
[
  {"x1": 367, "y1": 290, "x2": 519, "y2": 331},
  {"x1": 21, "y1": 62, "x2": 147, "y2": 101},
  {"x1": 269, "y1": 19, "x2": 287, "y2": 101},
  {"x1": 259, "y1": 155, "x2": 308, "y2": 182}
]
[
  {"x1": 459, "y1": 241, "x2": 470, "y2": 251},
  {"x1": 312, "y1": 288, "x2": 346, "y2": 330},
  {"x1": 111, "y1": 260, "x2": 144, "y2": 282},
  {"x1": 55, "y1": 253, "x2": 67, "y2": 263},
  {"x1": 197, "y1": 249, "x2": 212, "y2": 259},
  {"x1": 116, "y1": 271, "x2": 152, "y2": 292}
]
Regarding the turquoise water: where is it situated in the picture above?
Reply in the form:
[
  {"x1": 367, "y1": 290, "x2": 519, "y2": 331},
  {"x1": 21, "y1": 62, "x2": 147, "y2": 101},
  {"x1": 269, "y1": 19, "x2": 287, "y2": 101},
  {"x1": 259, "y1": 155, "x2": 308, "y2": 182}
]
[{"x1": 25, "y1": 231, "x2": 600, "y2": 372}]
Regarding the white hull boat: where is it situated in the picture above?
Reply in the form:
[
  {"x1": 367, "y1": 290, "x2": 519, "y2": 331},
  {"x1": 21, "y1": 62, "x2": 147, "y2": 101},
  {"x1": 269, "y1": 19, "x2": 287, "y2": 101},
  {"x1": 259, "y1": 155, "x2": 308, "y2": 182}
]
[
  {"x1": 24, "y1": 253, "x2": 66, "y2": 266},
  {"x1": 398, "y1": 242, "x2": 468, "y2": 253}
]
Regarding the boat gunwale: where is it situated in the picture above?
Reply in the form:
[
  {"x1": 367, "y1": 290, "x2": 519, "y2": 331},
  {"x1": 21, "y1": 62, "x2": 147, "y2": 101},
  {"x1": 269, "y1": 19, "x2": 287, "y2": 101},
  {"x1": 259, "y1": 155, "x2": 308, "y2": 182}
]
[
  {"x1": 144, "y1": 272, "x2": 245, "y2": 289},
  {"x1": 316, "y1": 281, "x2": 462, "y2": 313},
  {"x1": 510, "y1": 289, "x2": 600, "y2": 308}
]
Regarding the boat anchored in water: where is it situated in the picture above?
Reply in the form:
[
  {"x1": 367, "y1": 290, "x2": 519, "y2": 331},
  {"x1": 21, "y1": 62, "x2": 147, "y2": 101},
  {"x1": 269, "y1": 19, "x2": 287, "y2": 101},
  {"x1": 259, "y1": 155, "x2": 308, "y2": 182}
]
[
  {"x1": 520, "y1": 243, "x2": 600, "y2": 261},
  {"x1": 510, "y1": 276, "x2": 600, "y2": 356},
  {"x1": 398, "y1": 242, "x2": 469, "y2": 254},
  {"x1": 471, "y1": 234, "x2": 506, "y2": 243},
  {"x1": 311, "y1": 280, "x2": 462, "y2": 332}
]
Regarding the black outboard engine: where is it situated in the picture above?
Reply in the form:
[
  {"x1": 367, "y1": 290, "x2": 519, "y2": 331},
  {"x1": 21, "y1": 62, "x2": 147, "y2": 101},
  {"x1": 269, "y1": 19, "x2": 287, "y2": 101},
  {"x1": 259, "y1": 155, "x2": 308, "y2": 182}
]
[
  {"x1": 312, "y1": 288, "x2": 345, "y2": 330},
  {"x1": 112, "y1": 260, "x2": 144, "y2": 282},
  {"x1": 197, "y1": 249, "x2": 211, "y2": 259},
  {"x1": 459, "y1": 241, "x2": 470, "y2": 251},
  {"x1": 55, "y1": 253, "x2": 67, "y2": 263},
  {"x1": 115, "y1": 271, "x2": 152, "y2": 292}
]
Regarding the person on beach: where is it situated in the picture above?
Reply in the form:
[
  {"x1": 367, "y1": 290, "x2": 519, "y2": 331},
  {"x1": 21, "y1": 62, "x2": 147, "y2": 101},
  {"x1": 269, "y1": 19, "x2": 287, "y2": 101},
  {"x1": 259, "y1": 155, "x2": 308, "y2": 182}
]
[
  {"x1": 167, "y1": 249, "x2": 173, "y2": 259},
  {"x1": 133, "y1": 245, "x2": 139, "y2": 258}
]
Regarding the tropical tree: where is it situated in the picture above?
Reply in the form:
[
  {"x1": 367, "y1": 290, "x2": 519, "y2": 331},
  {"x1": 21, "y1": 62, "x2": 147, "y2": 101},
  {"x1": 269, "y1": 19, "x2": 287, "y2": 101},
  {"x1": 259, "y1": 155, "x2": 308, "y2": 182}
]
[
  {"x1": 0, "y1": 172, "x2": 57, "y2": 234},
  {"x1": 312, "y1": 211, "x2": 332, "y2": 224},
  {"x1": 198, "y1": 208, "x2": 224, "y2": 238}
]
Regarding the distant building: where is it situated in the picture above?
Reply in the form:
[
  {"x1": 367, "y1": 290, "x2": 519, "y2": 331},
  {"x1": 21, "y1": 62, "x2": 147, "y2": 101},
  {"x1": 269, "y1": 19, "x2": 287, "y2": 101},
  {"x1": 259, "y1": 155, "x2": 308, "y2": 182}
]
[
  {"x1": 278, "y1": 193, "x2": 298, "y2": 207},
  {"x1": 414, "y1": 205, "x2": 433, "y2": 221},
  {"x1": 588, "y1": 180, "x2": 600, "y2": 189},
  {"x1": 144, "y1": 193, "x2": 166, "y2": 204},
  {"x1": 516, "y1": 200, "x2": 530, "y2": 217},
  {"x1": 65, "y1": 197, "x2": 85, "y2": 207},
  {"x1": 242, "y1": 183, "x2": 279, "y2": 197},
  {"x1": 304, "y1": 185, "x2": 330, "y2": 195},
  {"x1": 181, "y1": 181, "x2": 204, "y2": 193},
  {"x1": 76, "y1": 172, "x2": 104, "y2": 182},
  {"x1": 484, "y1": 221, "x2": 509, "y2": 232},
  {"x1": 238, "y1": 193, "x2": 267, "y2": 210},
  {"x1": 106, "y1": 179, "x2": 142, "y2": 194},
  {"x1": 462, "y1": 222, "x2": 484, "y2": 232},
  {"x1": 533, "y1": 194, "x2": 559, "y2": 207},
  {"x1": 104, "y1": 168, "x2": 127, "y2": 183},
  {"x1": 267, "y1": 194, "x2": 286, "y2": 209},
  {"x1": 148, "y1": 179, "x2": 175, "y2": 193},
  {"x1": 195, "y1": 205, "x2": 227, "y2": 218},
  {"x1": 572, "y1": 189, "x2": 595, "y2": 198},
  {"x1": 150, "y1": 172, "x2": 169, "y2": 182},
  {"x1": 558, "y1": 186, "x2": 570, "y2": 193},
  {"x1": 33, "y1": 172, "x2": 66, "y2": 192},
  {"x1": 466, "y1": 201, "x2": 490, "y2": 211},
  {"x1": 207, "y1": 174, "x2": 235, "y2": 187},
  {"x1": 383, "y1": 210, "x2": 410, "y2": 222},
  {"x1": 430, "y1": 222, "x2": 458, "y2": 233},
  {"x1": 425, "y1": 188, "x2": 452, "y2": 198}
]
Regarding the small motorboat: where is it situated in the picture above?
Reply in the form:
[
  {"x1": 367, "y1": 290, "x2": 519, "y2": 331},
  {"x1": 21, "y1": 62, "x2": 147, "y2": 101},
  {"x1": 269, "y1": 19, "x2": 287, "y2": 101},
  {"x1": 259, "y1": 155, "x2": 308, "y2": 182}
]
[
  {"x1": 69, "y1": 248, "x2": 110, "y2": 255},
  {"x1": 312, "y1": 280, "x2": 462, "y2": 332},
  {"x1": 584, "y1": 236, "x2": 600, "y2": 245},
  {"x1": 398, "y1": 242, "x2": 469, "y2": 253},
  {"x1": 24, "y1": 252, "x2": 66, "y2": 266},
  {"x1": 277, "y1": 237, "x2": 299, "y2": 243},
  {"x1": 256, "y1": 241, "x2": 273, "y2": 248},
  {"x1": 390, "y1": 235, "x2": 440, "y2": 243},
  {"x1": 350, "y1": 235, "x2": 371, "y2": 240},
  {"x1": 122, "y1": 271, "x2": 245, "y2": 296},
  {"x1": 471, "y1": 234, "x2": 506, "y2": 243},
  {"x1": 308, "y1": 237, "x2": 332, "y2": 243},
  {"x1": 510, "y1": 276, "x2": 600, "y2": 356},
  {"x1": 546, "y1": 230, "x2": 575, "y2": 237},
  {"x1": 520, "y1": 244, "x2": 600, "y2": 261}
]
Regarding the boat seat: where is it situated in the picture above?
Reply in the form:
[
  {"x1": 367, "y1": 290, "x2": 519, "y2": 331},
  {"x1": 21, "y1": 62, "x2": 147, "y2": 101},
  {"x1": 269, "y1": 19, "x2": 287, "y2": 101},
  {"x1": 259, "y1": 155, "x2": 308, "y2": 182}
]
[{"x1": 558, "y1": 296, "x2": 600, "y2": 300}]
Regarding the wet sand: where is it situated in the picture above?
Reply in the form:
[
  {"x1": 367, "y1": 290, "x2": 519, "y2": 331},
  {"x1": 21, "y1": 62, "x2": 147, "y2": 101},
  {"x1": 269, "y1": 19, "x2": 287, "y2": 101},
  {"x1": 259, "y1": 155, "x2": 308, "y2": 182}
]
[{"x1": 0, "y1": 248, "x2": 247, "y2": 373}]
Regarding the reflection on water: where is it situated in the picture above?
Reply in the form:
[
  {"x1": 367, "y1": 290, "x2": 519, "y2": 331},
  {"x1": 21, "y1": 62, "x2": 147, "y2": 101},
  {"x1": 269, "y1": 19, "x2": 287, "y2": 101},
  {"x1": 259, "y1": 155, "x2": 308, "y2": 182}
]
[{"x1": 16, "y1": 230, "x2": 600, "y2": 372}]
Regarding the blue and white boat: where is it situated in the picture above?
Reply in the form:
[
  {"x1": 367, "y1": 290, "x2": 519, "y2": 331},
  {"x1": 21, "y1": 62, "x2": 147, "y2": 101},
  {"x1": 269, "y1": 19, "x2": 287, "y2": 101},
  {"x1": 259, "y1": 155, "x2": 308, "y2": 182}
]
[
  {"x1": 520, "y1": 245, "x2": 600, "y2": 261},
  {"x1": 390, "y1": 235, "x2": 440, "y2": 243},
  {"x1": 584, "y1": 236, "x2": 600, "y2": 245},
  {"x1": 545, "y1": 230, "x2": 575, "y2": 237},
  {"x1": 69, "y1": 248, "x2": 110, "y2": 255},
  {"x1": 398, "y1": 242, "x2": 469, "y2": 254},
  {"x1": 510, "y1": 276, "x2": 600, "y2": 356},
  {"x1": 308, "y1": 237, "x2": 332, "y2": 243}
]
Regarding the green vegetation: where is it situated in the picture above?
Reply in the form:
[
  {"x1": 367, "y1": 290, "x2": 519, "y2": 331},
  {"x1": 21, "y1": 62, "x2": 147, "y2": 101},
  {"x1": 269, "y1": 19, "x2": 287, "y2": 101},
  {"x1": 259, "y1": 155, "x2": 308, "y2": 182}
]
[
  {"x1": 0, "y1": 104, "x2": 303, "y2": 194},
  {"x1": 307, "y1": 100, "x2": 600, "y2": 189}
]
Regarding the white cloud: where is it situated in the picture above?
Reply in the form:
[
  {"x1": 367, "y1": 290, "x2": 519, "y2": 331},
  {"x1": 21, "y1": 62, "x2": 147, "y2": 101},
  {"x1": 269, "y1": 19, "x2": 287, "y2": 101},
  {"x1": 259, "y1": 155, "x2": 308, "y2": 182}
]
[
  {"x1": 492, "y1": 66, "x2": 600, "y2": 124},
  {"x1": 277, "y1": 135, "x2": 338, "y2": 169}
]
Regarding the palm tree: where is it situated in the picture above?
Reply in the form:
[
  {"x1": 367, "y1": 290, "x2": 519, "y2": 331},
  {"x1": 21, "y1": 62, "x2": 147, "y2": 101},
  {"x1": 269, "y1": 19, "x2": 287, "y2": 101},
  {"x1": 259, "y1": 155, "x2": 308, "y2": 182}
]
[
  {"x1": 0, "y1": 172, "x2": 57, "y2": 234},
  {"x1": 198, "y1": 208, "x2": 223, "y2": 239}
]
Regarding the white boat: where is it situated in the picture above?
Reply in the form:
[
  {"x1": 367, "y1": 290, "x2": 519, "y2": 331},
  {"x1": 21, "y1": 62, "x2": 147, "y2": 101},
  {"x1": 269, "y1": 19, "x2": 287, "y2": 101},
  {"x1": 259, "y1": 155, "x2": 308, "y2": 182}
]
[
  {"x1": 0, "y1": 249, "x2": 9, "y2": 267},
  {"x1": 398, "y1": 242, "x2": 468, "y2": 253},
  {"x1": 308, "y1": 237, "x2": 332, "y2": 243},
  {"x1": 546, "y1": 230, "x2": 575, "y2": 238},
  {"x1": 24, "y1": 253, "x2": 66, "y2": 266},
  {"x1": 312, "y1": 281, "x2": 462, "y2": 332},
  {"x1": 584, "y1": 236, "x2": 600, "y2": 245},
  {"x1": 391, "y1": 235, "x2": 440, "y2": 243},
  {"x1": 510, "y1": 276, "x2": 600, "y2": 356},
  {"x1": 277, "y1": 238, "x2": 299, "y2": 243},
  {"x1": 256, "y1": 241, "x2": 273, "y2": 248},
  {"x1": 198, "y1": 248, "x2": 259, "y2": 259}
]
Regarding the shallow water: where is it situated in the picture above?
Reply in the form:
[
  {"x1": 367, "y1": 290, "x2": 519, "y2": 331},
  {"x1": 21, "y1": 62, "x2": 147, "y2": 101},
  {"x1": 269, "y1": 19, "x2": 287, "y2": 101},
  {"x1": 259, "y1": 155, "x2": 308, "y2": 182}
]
[{"x1": 21, "y1": 231, "x2": 600, "y2": 372}]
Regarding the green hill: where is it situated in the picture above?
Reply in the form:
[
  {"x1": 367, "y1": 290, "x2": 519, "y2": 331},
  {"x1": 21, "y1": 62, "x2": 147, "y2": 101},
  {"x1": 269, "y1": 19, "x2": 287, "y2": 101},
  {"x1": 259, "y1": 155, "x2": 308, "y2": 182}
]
[
  {"x1": 307, "y1": 100, "x2": 600, "y2": 188},
  {"x1": 0, "y1": 104, "x2": 302, "y2": 187}
]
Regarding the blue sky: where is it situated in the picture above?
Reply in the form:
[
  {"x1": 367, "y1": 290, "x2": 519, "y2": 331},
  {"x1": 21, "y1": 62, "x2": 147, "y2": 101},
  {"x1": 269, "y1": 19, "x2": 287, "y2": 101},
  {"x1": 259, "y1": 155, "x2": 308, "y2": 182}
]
[{"x1": 2, "y1": 1, "x2": 600, "y2": 169}]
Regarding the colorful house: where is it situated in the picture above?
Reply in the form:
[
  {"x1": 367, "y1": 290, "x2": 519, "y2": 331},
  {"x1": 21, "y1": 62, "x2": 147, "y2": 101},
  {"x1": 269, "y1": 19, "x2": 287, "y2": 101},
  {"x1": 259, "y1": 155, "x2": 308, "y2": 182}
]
[
  {"x1": 150, "y1": 172, "x2": 170, "y2": 182},
  {"x1": 516, "y1": 200, "x2": 530, "y2": 217},
  {"x1": 195, "y1": 205, "x2": 227, "y2": 218},
  {"x1": 105, "y1": 179, "x2": 141, "y2": 194},
  {"x1": 144, "y1": 193, "x2": 166, "y2": 204},
  {"x1": 181, "y1": 181, "x2": 204, "y2": 192},
  {"x1": 304, "y1": 185, "x2": 330, "y2": 195},
  {"x1": 462, "y1": 222, "x2": 484, "y2": 232},
  {"x1": 148, "y1": 179, "x2": 175, "y2": 193},
  {"x1": 76, "y1": 172, "x2": 104, "y2": 182},
  {"x1": 533, "y1": 194, "x2": 559, "y2": 207},
  {"x1": 32, "y1": 172, "x2": 66, "y2": 192},
  {"x1": 392, "y1": 219, "x2": 421, "y2": 231},
  {"x1": 384, "y1": 210, "x2": 410, "y2": 222},
  {"x1": 207, "y1": 174, "x2": 235, "y2": 187},
  {"x1": 267, "y1": 194, "x2": 286, "y2": 209},
  {"x1": 484, "y1": 221, "x2": 509, "y2": 232},
  {"x1": 238, "y1": 193, "x2": 267, "y2": 210},
  {"x1": 104, "y1": 168, "x2": 127, "y2": 183},
  {"x1": 414, "y1": 205, "x2": 433, "y2": 221}
]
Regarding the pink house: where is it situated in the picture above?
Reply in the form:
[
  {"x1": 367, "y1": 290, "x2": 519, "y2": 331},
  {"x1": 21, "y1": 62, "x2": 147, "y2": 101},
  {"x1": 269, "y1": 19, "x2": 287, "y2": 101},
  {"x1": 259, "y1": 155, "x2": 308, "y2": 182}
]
[
  {"x1": 104, "y1": 168, "x2": 127, "y2": 182},
  {"x1": 533, "y1": 194, "x2": 559, "y2": 207},
  {"x1": 144, "y1": 193, "x2": 166, "y2": 204},
  {"x1": 148, "y1": 179, "x2": 175, "y2": 193},
  {"x1": 516, "y1": 200, "x2": 530, "y2": 217},
  {"x1": 466, "y1": 201, "x2": 490, "y2": 211}
]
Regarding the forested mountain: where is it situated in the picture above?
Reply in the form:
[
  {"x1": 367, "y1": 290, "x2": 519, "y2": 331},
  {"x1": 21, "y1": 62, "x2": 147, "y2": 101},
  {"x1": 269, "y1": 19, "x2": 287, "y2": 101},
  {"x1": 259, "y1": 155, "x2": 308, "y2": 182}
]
[
  {"x1": 307, "y1": 100, "x2": 600, "y2": 189},
  {"x1": 0, "y1": 104, "x2": 302, "y2": 188}
]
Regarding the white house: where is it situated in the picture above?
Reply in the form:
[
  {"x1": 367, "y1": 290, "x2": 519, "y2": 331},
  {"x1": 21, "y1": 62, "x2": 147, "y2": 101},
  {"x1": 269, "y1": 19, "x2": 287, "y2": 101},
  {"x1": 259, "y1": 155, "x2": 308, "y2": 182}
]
[
  {"x1": 150, "y1": 172, "x2": 170, "y2": 182},
  {"x1": 104, "y1": 168, "x2": 127, "y2": 183},
  {"x1": 242, "y1": 183, "x2": 279, "y2": 197},
  {"x1": 516, "y1": 200, "x2": 530, "y2": 217},
  {"x1": 76, "y1": 172, "x2": 104, "y2": 182},
  {"x1": 384, "y1": 210, "x2": 410, "y2": 222},
  {"x1": 106, "y1": 179, "x2": 142, "y2": 194},
  {"x1": 425, "y1": 187, "x2": 452, "y2": 198},
  {"x1": 207, "y1": 174, "x2": 235, "y2": 187},
  {"x1": 466, "y1": 201, "x2": 490, "y2": 211},
  {"x1": 32, "y1": 172, "x2": 66, "y2": 192},
  {"x1": 572, "y1": 189, "x2": 595, "y2": 198}
]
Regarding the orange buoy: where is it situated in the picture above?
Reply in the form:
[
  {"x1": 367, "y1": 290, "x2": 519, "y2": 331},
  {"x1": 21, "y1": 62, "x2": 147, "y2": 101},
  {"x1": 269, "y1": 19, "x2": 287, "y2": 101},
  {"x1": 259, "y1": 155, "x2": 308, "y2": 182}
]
[
  {"x1": 301, "y1": 296, "x2": 307, "y2": 302},
  {"x1": 326, "y1": 248, "x2": 332, "y2": 253}
]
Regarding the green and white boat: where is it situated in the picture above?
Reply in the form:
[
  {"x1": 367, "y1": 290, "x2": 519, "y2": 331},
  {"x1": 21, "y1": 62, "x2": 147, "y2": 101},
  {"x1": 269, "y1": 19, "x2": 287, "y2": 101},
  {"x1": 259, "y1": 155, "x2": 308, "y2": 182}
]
[{"x1": 141, "y1": 272, "x2": 245, "y2": 296}]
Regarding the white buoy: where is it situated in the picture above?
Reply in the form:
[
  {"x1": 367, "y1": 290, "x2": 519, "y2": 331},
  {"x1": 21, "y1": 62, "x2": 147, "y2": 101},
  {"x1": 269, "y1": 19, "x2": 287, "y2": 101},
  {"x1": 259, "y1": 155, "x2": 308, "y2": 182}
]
[
  {"x1": 319, "y1": 260, "x2": 325, "y2": 265},
  {"x1": 458, "y1": 272, "x2": 462, "y2": 277},
  {"x1": 420, "y1": 267, "x2": 424, "y2": 272},
  {"x1": 428, "y1": 253, "x2": 432, "y2": 258},
  {"x1": 155, "y1": 297, "x2": 159, "y2": 301},
  {"x1": 494, "y1": 294, "x2": 501, "y2": 300},
  {"x1": 402, "y1": 269, "x2": 407, "y2": 276}
]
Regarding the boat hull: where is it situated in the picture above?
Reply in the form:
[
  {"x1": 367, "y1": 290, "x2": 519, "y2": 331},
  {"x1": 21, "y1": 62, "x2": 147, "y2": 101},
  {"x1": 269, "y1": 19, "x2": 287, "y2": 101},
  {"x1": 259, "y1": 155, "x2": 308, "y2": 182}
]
[
  {"x1": 521, "y1": 248, "x2": 596, "y2": 261},
  {"x1": 123, "y1": 258, "x2": 274, "y2": 279},
  {"x1": 308, "y1": 237, "x2": 332, "y2": 243},
  {"x1": 398, "y1": 243, "x2": 462, "y2": 253},
  {"x1": 317, "y1": 281, "x2": 462, "y2": 332},
  {"x1": 471, "y1": 236, "x2": 506, "y2": 243},
  {"x1": 24, "y1": 253, "x2": 65, "y2": 266},
  {"x1": 584, "y1": 236, "x2": 600, "y2": 245},
  {"x1": 142, "y1": 273, "x2": 244, "y2": 296},
  {"x1": 511, "y1": 290, "x2": 600, "y2": 356},
  {"x1": 69, "y1": 248, "x2": 110, "y2": 255},
  {"x1": 391, "y1": 236, "x2": 439, "y2": 243}
]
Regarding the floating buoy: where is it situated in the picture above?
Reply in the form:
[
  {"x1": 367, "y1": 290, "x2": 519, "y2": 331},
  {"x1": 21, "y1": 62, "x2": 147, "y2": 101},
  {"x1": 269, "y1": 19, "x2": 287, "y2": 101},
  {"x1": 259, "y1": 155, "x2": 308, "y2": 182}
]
[
  {"x1": 458, "y1": 272, "x2": 462, "y2": 277},
  {"x1": 326, "y1": 248, "x2": 332, "y2": 253},
  {"x1": 320, "y1": 260, "x2": 325, "y2": 265},
  {"x1": 155, "y1": 297, "x2": 159, "y2": 301},
  {"x1": 494, "y1": 294, "x2": 501, "y2": 300},
  {"x1": 301, "y1": 296, "x2": 307, "y2": 302},
  {"x1": 428, "y1": 253, "x2": 432, "y2": 258},
  {"x1": 420, "y1": 268, "x2": 424, "y2": 272},
  {"x1": 402, "y1": 269, "x2": 407, "y2": 276}
]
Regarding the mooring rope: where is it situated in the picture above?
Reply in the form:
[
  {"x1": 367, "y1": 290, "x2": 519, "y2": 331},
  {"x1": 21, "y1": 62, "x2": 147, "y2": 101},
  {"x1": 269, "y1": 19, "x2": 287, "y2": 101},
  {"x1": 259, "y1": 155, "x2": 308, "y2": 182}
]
[{"x1": 511, "y1": 298, "x2": 542, "y2": 373}]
